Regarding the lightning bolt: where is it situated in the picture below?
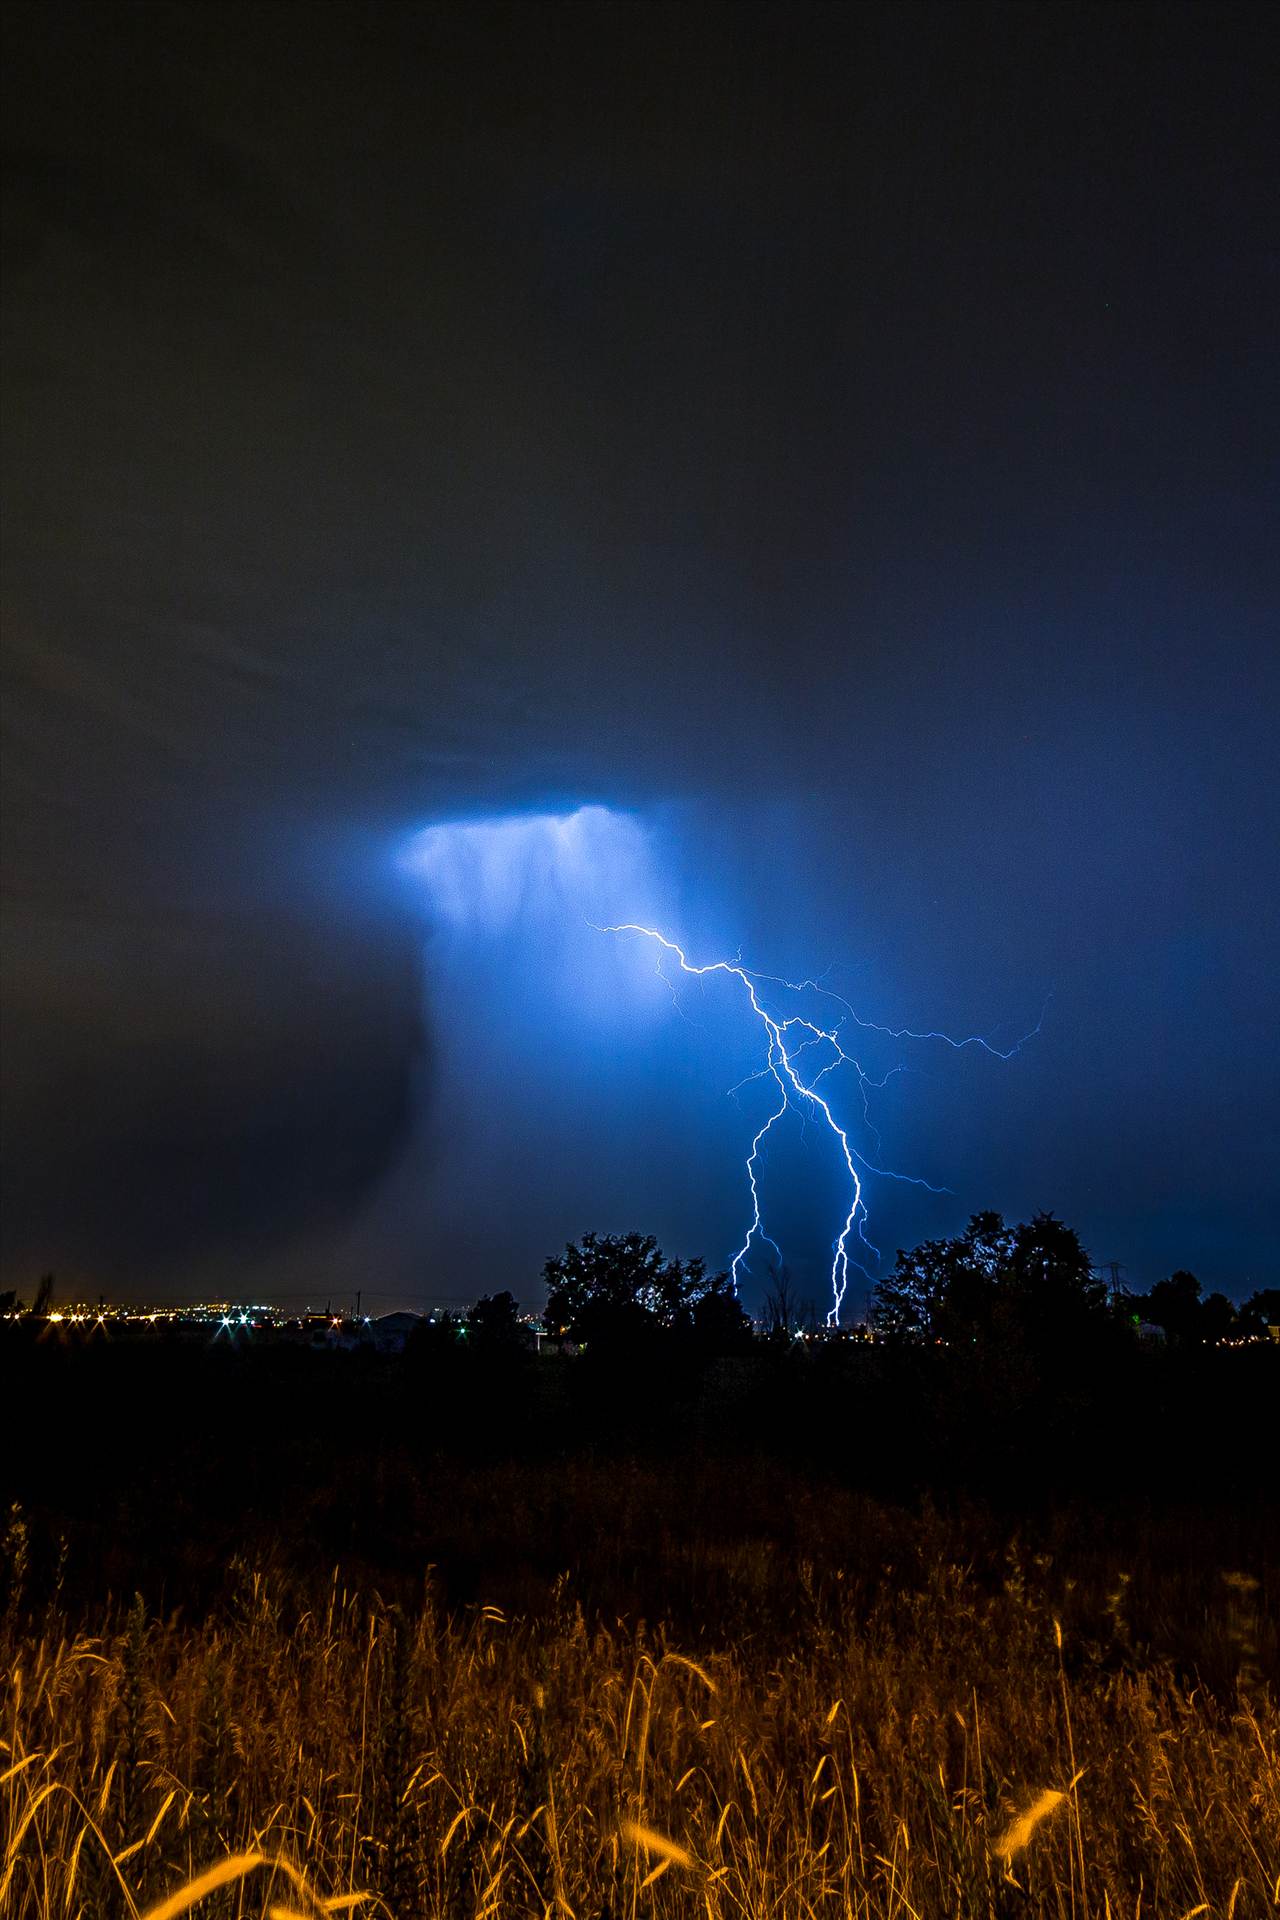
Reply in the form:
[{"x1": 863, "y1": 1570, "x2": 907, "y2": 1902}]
[{"x1": 597, "y1": 923, "x2": 1042, "y2": 1325}]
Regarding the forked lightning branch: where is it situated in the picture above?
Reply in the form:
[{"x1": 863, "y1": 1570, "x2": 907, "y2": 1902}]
[{"x1": 597, "y1": 923, "x2": 1041, "y2": 1325}]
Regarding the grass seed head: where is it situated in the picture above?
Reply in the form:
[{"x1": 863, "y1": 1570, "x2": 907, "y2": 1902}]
[{"x1": 992, "y1": 1788, "x2": 1067, "y2": 1862}]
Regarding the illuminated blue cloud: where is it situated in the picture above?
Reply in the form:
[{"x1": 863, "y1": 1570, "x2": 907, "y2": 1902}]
[
  {"x1": 400, "y1": 805, "x2": 658, "y2": 936},
  {"x1": 398, "y1": 805, "x2": 1040, "y2": 1323}
]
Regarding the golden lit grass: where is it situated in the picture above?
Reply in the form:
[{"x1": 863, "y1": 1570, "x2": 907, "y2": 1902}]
[
  {"x1": 137, "y1": 1851, "x2": 360, "y2": 1920},
  {"x1": 2, "y1": 1557, "x2": 1277, "y2": 1920},
  {"x1": 991, "y1": 1785, "x2": 1068, "y2": 1862}
]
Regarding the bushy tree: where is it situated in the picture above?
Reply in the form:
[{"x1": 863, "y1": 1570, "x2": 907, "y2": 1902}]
[
  {"x1": 1238, "y1": 1288, "x2": 1280, "y2": 1338},
  {"x1": 543, "y1": 1231, "x2": 743, "y2": 1349},
  {"x1": 682, "y1": 1274, "x2": 755, "y2": 1355},
  {"x1": 1139, "y1": 1269, "x2": 1204, "y2": 1343},
  {"x1": 870, "y1": 1210, "x2": 1105, "y2": 1352},
  {"x1": 1199, "y1": 1291, "x2": 1238, "y2": 1343},
  {"x1": 465, "y1": 1290, "x2": 527, "y2": 1350},
  {"x1": 869, "y1": 1211, "x2": 1012, "y2": 1342},
  {"x1": 1133, "y1": 1270, "x2": 1245, "y2": 1345}
]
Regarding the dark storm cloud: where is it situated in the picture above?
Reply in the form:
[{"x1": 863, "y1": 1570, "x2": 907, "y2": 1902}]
[
  {"x1": 2, "y1": 1, "x2": 1276, "y2": 1297},
  {"x1": 1, "y1": 896, "x2": 426, "y2": 1281}
]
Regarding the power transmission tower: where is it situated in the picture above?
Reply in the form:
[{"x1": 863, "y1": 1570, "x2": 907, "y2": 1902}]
[{"x1": 1100, "y1": 1260, "x2": 1125, "y2": 1306}]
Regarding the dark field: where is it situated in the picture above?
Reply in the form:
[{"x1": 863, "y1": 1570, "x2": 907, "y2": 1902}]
[{"x1": 2, "y1": 1333, "x2": 1277, "y2": 1917}]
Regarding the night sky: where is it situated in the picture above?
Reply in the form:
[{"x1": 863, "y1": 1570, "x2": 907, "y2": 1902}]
[{"x1": 3, "y1": 1, "x2": 1276, "y2": 1313}]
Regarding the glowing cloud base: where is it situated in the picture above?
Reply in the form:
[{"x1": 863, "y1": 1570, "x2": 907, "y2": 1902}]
[{"x1": 400, "y1": 806, "x2": 655, "y2": 935}]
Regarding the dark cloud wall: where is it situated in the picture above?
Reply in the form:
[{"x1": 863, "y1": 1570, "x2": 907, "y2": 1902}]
[
  {"x1": 2, "y1": 2, "x2": 1276, "y2": 1299},
  {"x1": 1, "y1": 897, "x2": 426, "y2": 1284}
]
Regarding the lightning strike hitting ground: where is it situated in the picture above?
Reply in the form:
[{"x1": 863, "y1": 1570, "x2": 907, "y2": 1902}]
[{"x1": 597, "y1": 924, "x2": 1041, "y2": 1324}]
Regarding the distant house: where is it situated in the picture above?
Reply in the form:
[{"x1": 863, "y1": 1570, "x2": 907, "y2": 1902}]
[
  {"x1": 370, "y1": 1311, "x2": 424, "y2": 1354},
  {"x1": 297, "y1": 1313, "x2": 366, "y2": 1351}
]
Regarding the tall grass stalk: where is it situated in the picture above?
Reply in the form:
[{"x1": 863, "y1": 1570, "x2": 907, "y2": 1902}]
[{"x1": 2, "y1": 1546, "x2": 1275, "y2": 1920}]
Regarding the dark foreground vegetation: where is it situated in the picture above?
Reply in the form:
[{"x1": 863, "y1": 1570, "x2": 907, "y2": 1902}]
[
  {"x1": 2, "y1": 1274, "x2": 1277, "y2": 1917},
  {"x1": 3, "y1": 1298, "x2": 1277, "y2": 1607}
]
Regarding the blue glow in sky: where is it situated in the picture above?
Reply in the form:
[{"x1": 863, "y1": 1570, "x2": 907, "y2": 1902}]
[
  {"x1": 390, "y1": 803, "x2": 1036, "y2": 1320},
  {"x1": 401, "y1": 806, "x2": 659, "y2": 937}
]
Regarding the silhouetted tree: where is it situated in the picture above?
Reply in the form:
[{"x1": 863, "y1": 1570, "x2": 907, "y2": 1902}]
[
  {"x1": 1138, "y1": 1270, "x2": 1203, "y2": 1344},
  {"x1": 1199, "y1": 1292, "x2": 1237, "y2": 1343},
  {"x1": 1238, "y1": 1288, "x2": 1280, "y2": 1338},
  {"x1": 543, "y1": 1232, "x2": 734, "y2": 1349},
  {"x1": 679, "y1": 1274, "x2": 754, "y2": 1355},
  {"x1": 870, "y1": 1211, "x2": 1105, "y2": 1353},
  {"x1": 761, "y1": 1262, "x2": 799, "y2": 1340},
  {"x1": 870, "y1": 1211, "x2": 1012, "y2": 1342},
  {"x1": 466, "y1": 1290, "x2": 528, "y2": 1350},
  {"x1": 31, "y1": 1274, "x2": 54, "y2": 1319},
  {"x1": 998, "y1": 1211, "x2": 1105, "y2": 1348}
]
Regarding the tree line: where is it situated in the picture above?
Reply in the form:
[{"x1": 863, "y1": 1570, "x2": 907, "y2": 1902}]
[
  {"x1": 870, "y1": 1211, "x2": 1278, "y2": 1348},
  {"x1": 6, "y1": 1223, "x2": 1274, "y2": 1352},
  {"x1": 471, "y1": 1214, "x2": 1276, "y2": 1353}
]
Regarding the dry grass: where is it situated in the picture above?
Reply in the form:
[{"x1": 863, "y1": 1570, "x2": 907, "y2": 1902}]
[{"x1": 2, "y1": 1542, "x2": 1277, "y2": 1920}]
